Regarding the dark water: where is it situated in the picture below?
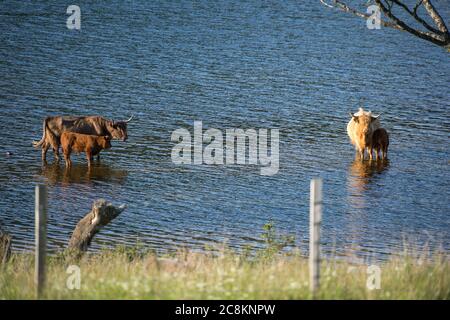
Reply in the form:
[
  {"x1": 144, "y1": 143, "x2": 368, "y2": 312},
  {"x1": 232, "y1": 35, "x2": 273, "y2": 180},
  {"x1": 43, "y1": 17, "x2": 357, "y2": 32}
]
[{"x1": 0, "y1": 1, "x2": 449, "y2": 261}]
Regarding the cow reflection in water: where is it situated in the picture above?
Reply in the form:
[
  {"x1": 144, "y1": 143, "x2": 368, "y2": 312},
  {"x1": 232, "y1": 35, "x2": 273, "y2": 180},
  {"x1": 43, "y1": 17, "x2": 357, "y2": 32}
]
[
  {"x1": 347, "y1": 159, "x2": 389, "y2": 208},
  {"x1": 40, "y1": 163, "x2": 128, "y2": 185}
]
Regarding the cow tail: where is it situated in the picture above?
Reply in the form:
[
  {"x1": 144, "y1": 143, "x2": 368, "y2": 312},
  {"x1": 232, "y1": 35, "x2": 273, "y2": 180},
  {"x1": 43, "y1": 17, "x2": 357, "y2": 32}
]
[
  {"x1": 32, "y1": 118, "x2": 49, "y2": 148},
  {"x1": 46, "y1": 123, "x2": 59, "y2": 149},
  {"x1": 33, "y1": 117, "x2": 58, "y2": 149}
]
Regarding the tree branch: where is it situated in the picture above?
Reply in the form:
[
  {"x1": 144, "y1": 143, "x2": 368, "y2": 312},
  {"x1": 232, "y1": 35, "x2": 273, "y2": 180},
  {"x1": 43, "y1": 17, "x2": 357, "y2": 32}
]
[
  {"x1": 320, "y1": 0, "x2": 450, "y2": 49},
  {"x1": 422, "y1": 0, "x2": 449, "y2": 35},
  {"x1": 375, "y1": 0, "x2": 449, "y2": 46},
  {"x1": 320, "y1": 0, "x2": 402, "y2": 29},
  {"x1": 390, "y1": 0, "x2": 441, "y2": 34}
]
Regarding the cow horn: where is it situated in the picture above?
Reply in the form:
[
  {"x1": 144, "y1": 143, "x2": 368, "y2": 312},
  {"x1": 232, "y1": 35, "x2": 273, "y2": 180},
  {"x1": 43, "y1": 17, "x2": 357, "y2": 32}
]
[
  {"x1": 125, "y1": 115, "x2": 134, "y2": 123},
  {"x1": 372, "y1": 113, "x2": 381, "y2": 119}
]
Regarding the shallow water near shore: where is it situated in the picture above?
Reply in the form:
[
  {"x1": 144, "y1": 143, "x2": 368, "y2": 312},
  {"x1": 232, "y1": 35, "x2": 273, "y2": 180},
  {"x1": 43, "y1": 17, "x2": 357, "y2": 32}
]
[{"x1": 0, "y1": 1, "x2": 449, "y2": 261}]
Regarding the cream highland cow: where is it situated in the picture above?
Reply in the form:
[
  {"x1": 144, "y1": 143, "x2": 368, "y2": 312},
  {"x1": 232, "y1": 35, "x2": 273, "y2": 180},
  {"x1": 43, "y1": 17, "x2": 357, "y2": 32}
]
[{"x1": 347, "y1": 107, "x2": 381, "y2": 160}]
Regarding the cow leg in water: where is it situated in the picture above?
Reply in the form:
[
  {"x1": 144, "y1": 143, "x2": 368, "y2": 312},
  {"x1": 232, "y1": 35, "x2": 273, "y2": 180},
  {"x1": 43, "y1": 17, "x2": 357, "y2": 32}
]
[
  {"x1": 368, "y1": 147, "x2": 373, "y2": 160},
  {"x1": 52, "y1": 143, "x2": 61, "y2": 162},
  {"x1": 86, "y1": 151, "x2": 92, "y2": 167},
  {"x1": 97, "y1": 154, "x2": 100, "y2": 162},
  {"x1": 63, "y1": 149, "x2": 72, "y2": 167},
  {"x1": 42, "y1": 143, "x2": 50, "y2": 163},
  {"x1": 358, "y1": 148, "x2": 365, "y2": 161},
  {"x1": 355, "y1": 148, "x2": 362, "y2": 160}
]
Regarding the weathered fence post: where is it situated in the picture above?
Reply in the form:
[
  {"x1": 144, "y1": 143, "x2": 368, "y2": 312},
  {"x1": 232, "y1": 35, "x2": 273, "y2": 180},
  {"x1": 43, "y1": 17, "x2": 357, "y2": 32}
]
[
  {"x1": 0, "y1": 231, "x2": 12, "y2": 266},
  {"x1": 35, "y1": 184, "x2": 47, "y2": 299},
  {"x1": 309, "y1": 178, "x2": 322, "y2": 296}
]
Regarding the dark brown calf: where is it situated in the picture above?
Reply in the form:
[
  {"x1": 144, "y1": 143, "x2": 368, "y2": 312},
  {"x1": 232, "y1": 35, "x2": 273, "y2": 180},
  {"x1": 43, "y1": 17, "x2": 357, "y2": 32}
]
[
  {"x1": 61, "y1": 132, "x2": 111, "y2": 167},
  {"x1": 371, "y1": 128, "x2": 389, "y2": 160}
]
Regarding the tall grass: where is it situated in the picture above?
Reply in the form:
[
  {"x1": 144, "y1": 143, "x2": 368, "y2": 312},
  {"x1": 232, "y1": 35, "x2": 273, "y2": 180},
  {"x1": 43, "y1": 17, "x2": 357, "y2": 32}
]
[{"x1": 0, "y1": 224, "x2": 448, "y2": 299}]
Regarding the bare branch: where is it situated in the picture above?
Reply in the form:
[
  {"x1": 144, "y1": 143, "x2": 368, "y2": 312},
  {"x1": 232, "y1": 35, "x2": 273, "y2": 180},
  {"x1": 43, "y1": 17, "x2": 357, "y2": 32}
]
[
  {"x1": 320, "y1": 0, "x2": 450, "y2": 49},
  {"x1": 413, "y1": 0, "x2": 424, "y2": 14},
  {"x1": 320, "y1": 0, "x2": 334, "y2": 9},
  {"x1": 320, "y1": 0, "x2": 401, "y2": 29},
  {"x1": 390, "y1": 0, "x2": 441, "y2": 34},
  {"x1": 422, "y1": 0, "x2": 449, "y2": 34},
  {"x1": 375, "y1": 0, "x2": 448, "y2": 46}
]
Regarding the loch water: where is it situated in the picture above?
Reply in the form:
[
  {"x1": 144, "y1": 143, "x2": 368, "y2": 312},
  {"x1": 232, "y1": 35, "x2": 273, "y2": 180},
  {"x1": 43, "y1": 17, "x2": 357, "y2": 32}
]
[{"x1": 0, "y1": 1, "x2": 449, "y2": 261}]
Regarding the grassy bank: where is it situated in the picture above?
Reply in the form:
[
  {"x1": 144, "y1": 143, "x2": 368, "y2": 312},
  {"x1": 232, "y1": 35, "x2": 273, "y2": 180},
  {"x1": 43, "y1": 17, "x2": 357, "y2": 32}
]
[{"x1": 1, "y1": 244, "x2": 448, "y2": 299}]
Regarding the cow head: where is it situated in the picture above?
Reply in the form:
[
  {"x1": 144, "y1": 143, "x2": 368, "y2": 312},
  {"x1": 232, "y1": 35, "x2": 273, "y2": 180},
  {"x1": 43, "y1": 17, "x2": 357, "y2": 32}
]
[
  {"x1": 107, "y1": 116, "x2": 133, "y2": 141},
  {"x1": 350, "y1": 112, "x2": 380, "y2": 146},
  {"x1": 101, "y1": 136, "x2": 112, "y2": 149}
]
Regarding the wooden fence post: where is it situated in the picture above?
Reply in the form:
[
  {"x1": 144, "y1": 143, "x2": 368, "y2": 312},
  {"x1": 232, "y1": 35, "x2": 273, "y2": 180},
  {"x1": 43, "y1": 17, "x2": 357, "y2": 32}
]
[
  {"x1": 35, "y1": 184, "x2": 47, "y2": 299},
  {"x1": 309, "y1": 178, "x2": 322, "y2": 296},
  {"x1": 0, "y1": 231, "x2": 12, "y2": 266}
]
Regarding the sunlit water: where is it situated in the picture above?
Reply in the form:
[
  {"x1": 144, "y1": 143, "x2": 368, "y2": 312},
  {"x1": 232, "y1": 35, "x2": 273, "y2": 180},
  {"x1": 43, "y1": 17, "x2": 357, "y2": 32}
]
[{"x1": 0, "y1": 1, "x2": 449, "y2": 261}]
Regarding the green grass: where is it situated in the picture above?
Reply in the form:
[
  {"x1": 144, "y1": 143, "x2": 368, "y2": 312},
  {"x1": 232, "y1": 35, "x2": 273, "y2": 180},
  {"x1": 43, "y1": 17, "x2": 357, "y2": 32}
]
[
  {"x1": 1, "y1": 222, "x2": 448, "y2": 299},
  {"x1": 1, "y1": 244, "x2": 448, "y2": 300}
]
